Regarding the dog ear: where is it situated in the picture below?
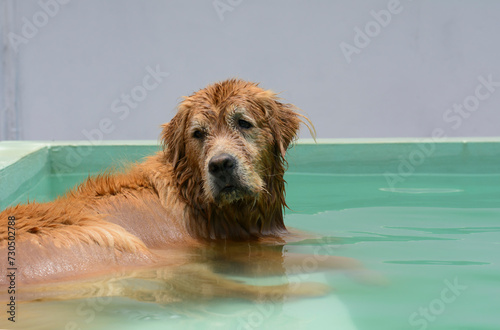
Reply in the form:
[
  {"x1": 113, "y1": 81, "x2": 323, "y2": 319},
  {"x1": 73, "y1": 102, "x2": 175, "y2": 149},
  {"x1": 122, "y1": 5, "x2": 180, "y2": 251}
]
[
  {"x1": 161, "y1": 104, "x2": 189, "y2": 168},
  {"x1": 257, "y1": 90, "x2": 315, "y2": 160}
]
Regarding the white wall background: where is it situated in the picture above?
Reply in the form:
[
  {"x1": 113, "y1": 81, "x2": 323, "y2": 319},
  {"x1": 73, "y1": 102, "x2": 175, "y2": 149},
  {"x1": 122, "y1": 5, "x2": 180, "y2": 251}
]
[{"x1": 1, "y1": 0, "x2": 499, "y2": 141}]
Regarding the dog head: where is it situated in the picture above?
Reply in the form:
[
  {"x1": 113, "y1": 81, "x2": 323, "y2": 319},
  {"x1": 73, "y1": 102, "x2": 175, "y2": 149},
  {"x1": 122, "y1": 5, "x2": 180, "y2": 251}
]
[{"x1": 161, "y1": 79, "x2": 312, "y2": 211}]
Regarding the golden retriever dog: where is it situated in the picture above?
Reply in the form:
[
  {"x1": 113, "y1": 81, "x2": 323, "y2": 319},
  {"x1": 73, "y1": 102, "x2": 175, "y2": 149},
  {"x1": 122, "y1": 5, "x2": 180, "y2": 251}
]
[{"x1": 0, "y1": 79, "x2": 361, "y2": 304}]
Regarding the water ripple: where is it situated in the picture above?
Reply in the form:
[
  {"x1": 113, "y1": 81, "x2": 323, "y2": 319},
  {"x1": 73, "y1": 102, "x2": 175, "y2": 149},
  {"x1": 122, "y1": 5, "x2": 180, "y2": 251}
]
[
  {"x1": 384, "y1": 260, "x2": 490, "y2": 266},
  {"x1": 379, "y1": 188, "x2": 463, "y2": 194}
]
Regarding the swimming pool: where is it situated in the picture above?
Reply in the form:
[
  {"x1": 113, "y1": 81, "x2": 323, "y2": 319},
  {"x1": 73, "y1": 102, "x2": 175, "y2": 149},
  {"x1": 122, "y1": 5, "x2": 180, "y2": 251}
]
[{"x1": 1, "y1": 139, "x2": 499, "y2": 329}]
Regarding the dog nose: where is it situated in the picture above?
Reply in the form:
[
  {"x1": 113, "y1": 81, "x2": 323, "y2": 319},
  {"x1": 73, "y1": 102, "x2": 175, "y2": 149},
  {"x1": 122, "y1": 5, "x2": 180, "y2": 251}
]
[{"x1": 209, "y1": 153, "x2": 236, "y2": 175}]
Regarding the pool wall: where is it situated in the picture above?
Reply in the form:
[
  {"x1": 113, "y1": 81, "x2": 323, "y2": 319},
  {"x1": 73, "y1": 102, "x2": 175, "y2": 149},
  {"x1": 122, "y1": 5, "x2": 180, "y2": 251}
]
[{"x1": 1, "y1": 138, "x2": 499, "y2": 209}]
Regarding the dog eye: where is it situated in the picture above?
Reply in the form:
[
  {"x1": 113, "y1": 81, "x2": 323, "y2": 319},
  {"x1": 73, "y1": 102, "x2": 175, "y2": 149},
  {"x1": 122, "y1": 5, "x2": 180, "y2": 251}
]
[
  {"x1": 193, "y1": 130, "x2": 205, "y2": 139},
  {"x1": 238, "y1": 119, "x2": 253, "y2": 129}
]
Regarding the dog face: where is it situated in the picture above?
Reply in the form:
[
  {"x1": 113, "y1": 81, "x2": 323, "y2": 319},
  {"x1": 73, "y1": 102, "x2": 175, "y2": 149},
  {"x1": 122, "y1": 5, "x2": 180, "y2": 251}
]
[
  {"x1": 161, "y1": 79, "x2": 308, "y2": 207},
  {"x1": 189, "y1": 105, "x2": 268, "y2": 204}
]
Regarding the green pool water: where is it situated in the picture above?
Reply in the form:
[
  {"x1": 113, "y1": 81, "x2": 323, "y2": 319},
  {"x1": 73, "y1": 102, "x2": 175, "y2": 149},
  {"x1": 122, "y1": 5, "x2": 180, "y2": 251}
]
[{"x1": 1, "y1": 140, "x2": 499, "y2": 330}]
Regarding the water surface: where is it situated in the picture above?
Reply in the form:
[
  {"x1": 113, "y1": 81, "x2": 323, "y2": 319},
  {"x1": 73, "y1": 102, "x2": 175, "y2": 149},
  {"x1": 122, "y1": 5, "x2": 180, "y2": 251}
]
[{"x1": 3, "y1": 172, "x2": 499, "y2": 330}]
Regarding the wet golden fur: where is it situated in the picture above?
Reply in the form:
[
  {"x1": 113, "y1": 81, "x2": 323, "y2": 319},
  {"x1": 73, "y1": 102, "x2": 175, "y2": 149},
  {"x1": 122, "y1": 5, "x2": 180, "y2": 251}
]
[{"x1": 0, "y1": 79, "x2": 358, "y2": 304}]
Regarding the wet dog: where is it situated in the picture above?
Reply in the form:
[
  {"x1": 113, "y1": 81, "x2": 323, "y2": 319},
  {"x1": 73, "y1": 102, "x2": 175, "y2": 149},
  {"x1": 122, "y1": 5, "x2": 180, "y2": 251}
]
[{"x1": 0, "y1": 79, "x2": 360, "y2": 303}]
